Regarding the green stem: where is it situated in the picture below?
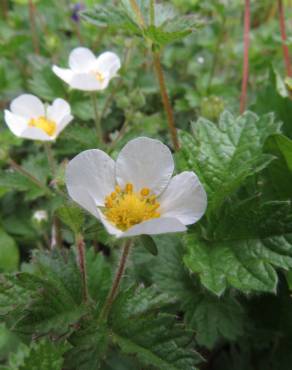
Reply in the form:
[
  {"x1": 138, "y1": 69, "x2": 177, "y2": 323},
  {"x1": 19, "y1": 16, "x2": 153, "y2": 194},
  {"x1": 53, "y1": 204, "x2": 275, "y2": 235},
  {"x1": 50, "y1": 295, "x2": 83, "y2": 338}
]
[
  {"x1": 44, "y1": 142, "x2": 56, "y2": 177},
  {"x1": 76, "y1": 233, "x2": 89, "y2": 303},
  {"x1": 8, "y1": 158, "x2": 51, "y2": 194},
  {"x1": 129, "y1": 0, "x2": 145, "y2": 27},
  {"x1": 99, "y1": 239, "x2": 132, "y2": 320},
  {"x1": 91, "y1": 92, "x2": 103, "y2": 144}
]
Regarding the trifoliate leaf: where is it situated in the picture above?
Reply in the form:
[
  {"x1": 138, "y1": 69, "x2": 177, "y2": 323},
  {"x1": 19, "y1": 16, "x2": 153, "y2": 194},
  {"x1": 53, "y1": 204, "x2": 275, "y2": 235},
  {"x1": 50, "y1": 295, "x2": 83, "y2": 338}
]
[
  {"x1": 82, "y1": 1, "x2": 204, "y2": 46},
  {"x1": 177, "y1": 111, "x2": 281, "y2": 213}
]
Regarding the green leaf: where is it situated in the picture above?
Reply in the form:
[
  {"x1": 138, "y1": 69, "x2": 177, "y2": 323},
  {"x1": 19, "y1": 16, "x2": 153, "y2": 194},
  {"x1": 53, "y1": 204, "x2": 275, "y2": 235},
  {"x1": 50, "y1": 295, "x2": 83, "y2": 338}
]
[
  {"x1": 82, "y1": 1, "x2": 203, "y2": 46},
  {"x1": 253, "y1": 69, "x2": 292, "y2": 137},
  {"x1": 177, "y1": 111, "x2": 281, "y2": 213},
  {"x1": 135, "y1": 235, "x2": 245, "y2": 348},
  {"x1": 28, "y1": 64, "x2": 67, "y2": 101},
  {"x1": 183, "y1": 231, "x2": 292, "y2": 296},
  {"x1": 139, "y1": 235, "x2": 158, "y2": 256},
  {"x1": 57, "y1": 203, "x2": 85, "y2": 233},
  {"x1": 7, "y1": 339, "x2": 68, "y2": 370},
  {"x1": 0, "y1": 229, "x2": 19, "y2": 273},
  {"x1": 109, "y1": 286, "x2": 202, "y2": 370},
  {"x1": 269, "y1": 134, "x2": 292, "y2": 172}
]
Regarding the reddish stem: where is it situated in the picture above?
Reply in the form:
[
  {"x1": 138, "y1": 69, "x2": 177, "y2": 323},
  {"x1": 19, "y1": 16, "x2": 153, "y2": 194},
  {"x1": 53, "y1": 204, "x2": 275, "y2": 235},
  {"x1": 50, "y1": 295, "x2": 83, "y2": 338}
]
[
  {"x1": 28, "y1": 0, "x2": 40, "y2": 55},
  {"x1": 277, "y1": 0, "x2": 292, "y2": 77},
  {"x1": 240, "y1": 0, "x2": 250, "y2": 114}
]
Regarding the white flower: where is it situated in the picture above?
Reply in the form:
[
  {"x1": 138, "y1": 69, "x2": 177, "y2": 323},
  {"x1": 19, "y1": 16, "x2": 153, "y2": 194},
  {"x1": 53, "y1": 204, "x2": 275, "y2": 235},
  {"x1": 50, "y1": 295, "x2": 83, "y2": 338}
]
[
  {"x1": 33, "y1": 210, "x2": 48, "y2": 223},
  {"x1": 66, "y1": 137, "x2": 207, "y2": 238},
  {"x1": 4, "y1": 94, "x2": 73, "y2": 141},
  {"x1": 52, "y1": 47, "x2": 121, "y2": 91}
]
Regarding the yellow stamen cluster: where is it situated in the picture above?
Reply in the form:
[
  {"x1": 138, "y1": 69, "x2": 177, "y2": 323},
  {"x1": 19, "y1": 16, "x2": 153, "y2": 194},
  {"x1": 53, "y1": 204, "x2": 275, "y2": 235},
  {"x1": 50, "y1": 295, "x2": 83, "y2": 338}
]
[
  {"x1": 28, "y1": 116, "x2": 57, "y2": 137},
  {"x1": 103, "y1": 183, "x2": 160, "y2": 231},
  {"x1": 93, "y1": 70, "x2": 105, "y2": 83}
]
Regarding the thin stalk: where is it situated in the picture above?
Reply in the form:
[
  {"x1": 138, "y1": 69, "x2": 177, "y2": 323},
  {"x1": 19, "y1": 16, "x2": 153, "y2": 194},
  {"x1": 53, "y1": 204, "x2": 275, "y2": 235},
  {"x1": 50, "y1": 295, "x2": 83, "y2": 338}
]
[
  {"x1": 149, "y1": 0, "x2": 155, "y2": 25},
  {"x1": 1, "y1": 0, "x2": 8, "y2": 19},
  {"x1": 277, "y1": 0, "x2": 292, "y2": 77},
  {"x1": 152, "y1": 51, "x2": 180, "y2": 151},
  {"x1": 91, "y1": 92, "x2": 103, "y2": 144},
  {"x1": 99, "y1": 239, "x2": 132, "y2": 320},
  {"x1": 28, "y1": 0, "x2": 40, "y2": 55},
  {"x1": 109, "y1": 115, "x2": 130, "y2": 150},
  {"x1": 8, "y1": 158, "x2": 50, "y2": 194},
  {"x1": 76, "y1": 233, "x2": 89, "y2": 303},
  {"x1": 239, "y1": 0, "x2": 250, "y2": 114},
  {"x1": 44, "y1": 142, "x2": 56, "y2": 177},
  {"x1": 129, "y1": 0, "x2": 145, "y2": 27}
]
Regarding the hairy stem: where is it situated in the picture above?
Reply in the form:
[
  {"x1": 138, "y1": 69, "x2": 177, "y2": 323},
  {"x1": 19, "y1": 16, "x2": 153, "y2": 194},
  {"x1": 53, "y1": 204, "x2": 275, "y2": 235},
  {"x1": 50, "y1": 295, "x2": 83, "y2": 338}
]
[
  {"x1": 239, "y1": 0, "x2": 250, "y2": 114},
  {"x1": 28, "y1": 0, "x2": 40, "y2": 55},
  {"x1": 44, "y1": 142, "x2": 56, "y2": 177},
  {"x1": 76, "y1": 233, "x2": 89, "y2": 303},
  {"x1": 277, "y1": 0, "x2": 292, "y2": 77},
  {"x1": 100, "y1": 239, "x2": 132, "y2": 320},
  {"x1": 8, "y1": 158, "x2": 50, "y2": 194},
  {"x1": 91, "y1": 92, "x2": 103, "y2": 144},
  {"x1": 129, "y1": 0, "x2": 145, "y2": 27},
  {"x1": 152, "y1": 51, "x2": 180, "y2": 151}
]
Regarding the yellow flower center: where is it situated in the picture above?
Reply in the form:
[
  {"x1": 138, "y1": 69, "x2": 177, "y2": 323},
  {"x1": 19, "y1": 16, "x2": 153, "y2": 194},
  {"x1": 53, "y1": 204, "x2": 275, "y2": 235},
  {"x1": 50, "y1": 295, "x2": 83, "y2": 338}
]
[
  {"x1": 103, "y1": 183, "x2": 160, "y2": 231},
  {"x1": 28, "y1": 116, "x2": 57, "y2": 136},
  {"x1": 92, "y1": 70, "x2": 105, "y2": 82}
]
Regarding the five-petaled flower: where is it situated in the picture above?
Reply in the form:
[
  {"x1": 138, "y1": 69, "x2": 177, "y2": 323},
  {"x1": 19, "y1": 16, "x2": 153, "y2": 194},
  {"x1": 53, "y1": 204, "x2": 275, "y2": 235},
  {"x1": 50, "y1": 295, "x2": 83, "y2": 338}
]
[
  {"x1": 4, "y1": 94, "x2": 73, "y2": 141},
  {"x1": 52, "y1": 47, "x2": 121, "y2": 91},
  {"x1": 66, "y1": 137, "x2": 207, "y2": 238}
]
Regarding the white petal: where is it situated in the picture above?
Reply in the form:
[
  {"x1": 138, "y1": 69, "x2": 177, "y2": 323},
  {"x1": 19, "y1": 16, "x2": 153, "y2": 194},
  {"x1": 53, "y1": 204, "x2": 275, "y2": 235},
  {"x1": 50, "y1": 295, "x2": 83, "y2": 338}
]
[
  {"x1": 159, "y1": 171, "x2": 207, "y2": 225},
  {"x1": 94, "y1": 51, "x2": 121, "y2": 78},
  {"x1": 55, "y1": 114, "x2": 74, "y2": 137},
  {"x1": 70, "y1": 73, "x2": 103, "y2": 91},
  {"x1": 52, "y1": 66, "x2": 74, "y2": 85},
  {"x1": 116, "y1": 137, "x2": 174, "y2": 195},
  {"x1": 121, "y1": 217, "x2": 186, "y2": 238},
  {"x1": 20, "y1": 126, "x2": 53, "y2": 141},
  {"x1": 10, "y1": 94, "x2": 44, "y2": 119},
  {"x1": 47, "y1": 98, "x2": 71, "y2": 124},
  {"x1": 4, "y1": 110, "x2": 28, "y2": 136},
  {"x1": 66, "y1": 149, "x2": 116, "y2": 212},
  {"x1": 69, "y1": 47, "x2": 97, "y2": 72}
]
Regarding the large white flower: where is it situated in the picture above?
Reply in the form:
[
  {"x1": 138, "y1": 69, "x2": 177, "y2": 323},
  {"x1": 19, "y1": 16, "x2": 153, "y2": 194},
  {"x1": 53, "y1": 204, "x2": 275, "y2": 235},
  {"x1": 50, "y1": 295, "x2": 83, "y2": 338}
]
[
  {"x1": 52, "y1": 47, "x2": 121, "y2": 91},
  {"x1": 4, "y1": 94, "x2": 73, "y2": 141},
  {"x1": 66, "y1": 137, "x2": 207, "y2": 238}
]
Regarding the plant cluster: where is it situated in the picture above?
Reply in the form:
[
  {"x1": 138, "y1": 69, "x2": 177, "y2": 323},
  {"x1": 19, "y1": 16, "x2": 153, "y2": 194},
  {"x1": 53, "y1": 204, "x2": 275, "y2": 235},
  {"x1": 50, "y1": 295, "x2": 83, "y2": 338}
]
[{"x1": 1, "y1": 0, "x2": 292, "y2": 369}]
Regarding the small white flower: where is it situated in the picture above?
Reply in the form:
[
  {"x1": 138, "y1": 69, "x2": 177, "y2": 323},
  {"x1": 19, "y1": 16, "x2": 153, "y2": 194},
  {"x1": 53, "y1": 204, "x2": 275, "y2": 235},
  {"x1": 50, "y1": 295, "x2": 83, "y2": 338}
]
[
  {"x1": 52, "y1": 47, "x2": 121, "y2": 91},
  {"x1": 66, "y1": 137, "x2": 207, "y2": 238},
  {"x1": 33, "y1": 210, "x2": 48, "y2": 223},
  {"x1": 4, "y1": 94, "x2": 73, "y2": 141}
]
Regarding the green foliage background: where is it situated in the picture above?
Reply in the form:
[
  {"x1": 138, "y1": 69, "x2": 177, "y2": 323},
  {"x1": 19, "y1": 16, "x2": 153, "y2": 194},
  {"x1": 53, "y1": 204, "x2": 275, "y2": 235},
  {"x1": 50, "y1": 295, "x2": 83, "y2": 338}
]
[{"x1": 1, "y1": 0, "x2": 292, "y2": 369}]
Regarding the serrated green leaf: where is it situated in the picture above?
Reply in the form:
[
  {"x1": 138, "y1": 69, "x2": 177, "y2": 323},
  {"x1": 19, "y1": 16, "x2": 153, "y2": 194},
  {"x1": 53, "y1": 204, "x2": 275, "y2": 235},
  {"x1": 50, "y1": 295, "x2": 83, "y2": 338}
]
[
  {"x1": 109, "y1": 286, "x2": 202, "y2": 370},
  {"x1": 177, "y1": 111, "x2": 281, "y2": 213},
  {"x1": 7, "y1": 339, "x2": 68, "y2": 370},
  {"x1": 57, "y1": 203, "x2": 84, "y2": 233},
  {"x1": 184, "y1": 231, "x2": 292, "y2": 295}
]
